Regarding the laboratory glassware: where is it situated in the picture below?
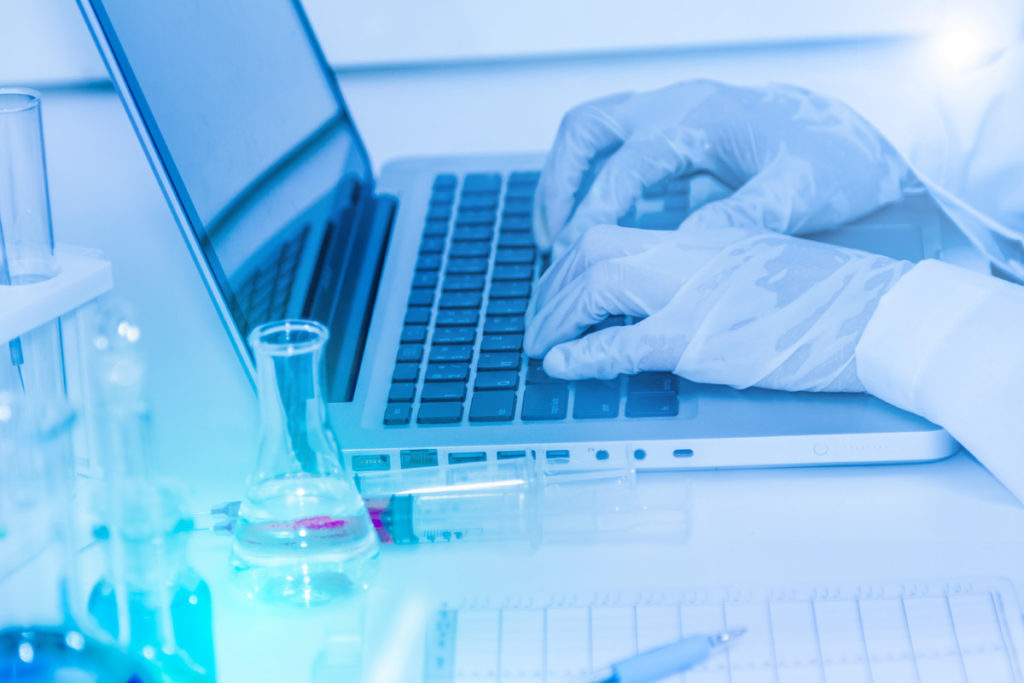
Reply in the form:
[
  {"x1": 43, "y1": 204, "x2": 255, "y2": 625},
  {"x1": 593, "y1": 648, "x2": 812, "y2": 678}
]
[
  {"x1": 230, "y1": 319, "x2": 379, "y2": 605},
  {"x1": 85, "y1": 302, "x2": 216, "y2": 681},
  {"x1": 0, "y1": 393, "x2": 157, "y2": 682},
  {"x1": 0, "y1": 88, "x2": 64, "y2": 401}
]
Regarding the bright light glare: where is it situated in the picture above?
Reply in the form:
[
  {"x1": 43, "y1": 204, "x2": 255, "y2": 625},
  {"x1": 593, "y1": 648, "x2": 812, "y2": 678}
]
[{"x1": 930, "y1": 15, "x2": 996, "y2": 74}]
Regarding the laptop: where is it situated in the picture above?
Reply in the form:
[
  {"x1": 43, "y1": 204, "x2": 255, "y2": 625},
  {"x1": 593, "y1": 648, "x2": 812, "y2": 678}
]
[{"x1": 78, "y1": 0, "x2": 959, "y2": 474}]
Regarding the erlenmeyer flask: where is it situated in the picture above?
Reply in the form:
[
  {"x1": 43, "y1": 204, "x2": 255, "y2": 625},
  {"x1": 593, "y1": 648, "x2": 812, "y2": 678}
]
[{"x1": 230, "y1": 320, "x2": 378, "y2": 605}]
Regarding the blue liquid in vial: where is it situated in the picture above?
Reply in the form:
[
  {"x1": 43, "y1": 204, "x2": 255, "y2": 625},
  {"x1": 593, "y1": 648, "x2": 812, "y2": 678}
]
[
  {"x1": 0, "y1": 627, "x2": 154, "y2": 682},
  {"x1": 87, "y1": 572, "x2": 215, "y2": 681}
]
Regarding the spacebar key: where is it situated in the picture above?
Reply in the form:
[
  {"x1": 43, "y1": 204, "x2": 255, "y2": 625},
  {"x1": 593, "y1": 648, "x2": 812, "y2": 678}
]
[{"x1": 521, "y1": 383, "x2": 569, "y2": 421}]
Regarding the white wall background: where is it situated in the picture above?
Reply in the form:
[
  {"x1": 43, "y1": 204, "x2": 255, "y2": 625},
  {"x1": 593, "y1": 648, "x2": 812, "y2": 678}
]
[{"x1": 0, "y1": 0, "x2": 950, "y2": 86}]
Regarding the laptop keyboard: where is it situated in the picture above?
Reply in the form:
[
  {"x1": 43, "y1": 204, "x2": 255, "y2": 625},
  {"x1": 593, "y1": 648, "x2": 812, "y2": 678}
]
[
  {"x1": 384, "y1": 171, "x2": 691, "y2": 427},
  {"x1": 236, "y1": 225, "x2": 309, "y2": 328}
]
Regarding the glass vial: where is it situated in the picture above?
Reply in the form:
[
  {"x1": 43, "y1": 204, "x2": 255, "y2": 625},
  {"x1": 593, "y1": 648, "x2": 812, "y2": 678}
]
[{"x1": 230, "y1": 320, "x2": 378, "y2": 605}]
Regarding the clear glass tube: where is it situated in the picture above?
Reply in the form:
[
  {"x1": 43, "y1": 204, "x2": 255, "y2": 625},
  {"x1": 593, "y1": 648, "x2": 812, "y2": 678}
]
[
  {"x1": 0, "y1": 88, "x2": 56, "y2": 284},
  {"x1": 0, "y1": 88, "x2": 64, "y2": 403},
  {"x1": 231, "y1": 320, "x2": 379, "y2": 605}
]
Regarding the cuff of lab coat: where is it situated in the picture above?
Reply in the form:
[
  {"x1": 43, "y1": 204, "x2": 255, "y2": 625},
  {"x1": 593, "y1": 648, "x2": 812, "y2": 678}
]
[
  {"x1": 856, "y1": 259, "x2": 1024, "y2": 500},
  {"x1": 855, "y1": 259, "x2": 996, "y2": 413}
]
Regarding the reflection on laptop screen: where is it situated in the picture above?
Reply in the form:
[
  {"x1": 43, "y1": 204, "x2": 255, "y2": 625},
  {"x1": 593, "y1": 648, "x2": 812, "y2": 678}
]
[{"x1": 90, "y1": 0, "x2": 372, "y2": 339}]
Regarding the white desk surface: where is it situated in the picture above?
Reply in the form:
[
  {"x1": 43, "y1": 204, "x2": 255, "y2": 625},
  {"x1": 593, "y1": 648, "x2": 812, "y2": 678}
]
[{"x1": 29, "y1": 40, "x2": 1024, "y2": 682}]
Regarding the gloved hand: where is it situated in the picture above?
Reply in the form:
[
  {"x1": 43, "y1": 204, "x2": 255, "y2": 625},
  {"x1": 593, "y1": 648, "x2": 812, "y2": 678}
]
[
  {"x1": 534, "y1": 80, "x2": 917, "y2": 258},
  {"x1": 524, "y1": 224, "x2": 912, "y2": 392}
]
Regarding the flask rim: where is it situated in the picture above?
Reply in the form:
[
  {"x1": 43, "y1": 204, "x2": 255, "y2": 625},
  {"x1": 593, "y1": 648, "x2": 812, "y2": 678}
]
[
  {"x1": 248, "y1": 319, "x2": 329, "y2": 357},
  {"x1": 0, "y1": 87, "x2": 42, "y2": 114}
]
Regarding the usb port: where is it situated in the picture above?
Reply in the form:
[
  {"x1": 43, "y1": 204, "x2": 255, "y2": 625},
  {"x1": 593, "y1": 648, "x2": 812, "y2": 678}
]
[
  {"x1": 400, "y1": 449, "x2": 439, "y2": 469},
  {"x1": 546, "y1": 449, "x2": 570, "y2": 461},
  {"x1": 448, "y1": 451, "x2": 486, "y2": 465},
  {"x1": 496, "y1": 450, "x2": 526, "y2": 460},
  {"x1": 351, "y1": 454, "x2": 390, "y2": 472}
]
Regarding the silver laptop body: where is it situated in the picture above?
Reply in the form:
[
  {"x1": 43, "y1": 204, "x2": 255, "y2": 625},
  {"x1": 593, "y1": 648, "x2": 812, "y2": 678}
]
[{"x1": 78, "y1": 0, "x2": 959, "y2": 476}]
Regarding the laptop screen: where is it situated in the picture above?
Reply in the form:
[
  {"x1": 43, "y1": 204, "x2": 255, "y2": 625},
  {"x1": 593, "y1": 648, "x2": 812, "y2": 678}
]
[{"x1": 89, "y1": 0, "x2": 373, "y2": 340}]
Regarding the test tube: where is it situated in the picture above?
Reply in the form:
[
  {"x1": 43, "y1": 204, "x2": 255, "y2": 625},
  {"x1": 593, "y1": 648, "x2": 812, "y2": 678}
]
[
  {"x1": 0, "y1": 88, "x2": 56, "y2": 283},
  {"x1": 0, "y1": 89, "x2": 63, "y2": 401}
]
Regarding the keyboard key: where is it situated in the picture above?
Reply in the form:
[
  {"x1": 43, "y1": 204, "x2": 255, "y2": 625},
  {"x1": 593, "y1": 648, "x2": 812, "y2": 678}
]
[
  {"x1": 509, "y1": 171, "x2": 541, "y2": 185},
  {"x1": 439, "y1": 291, "x2": 482, "y2": 309},
  {"x1": 436, "y1": 309, "x2": 478, "y2": 327},
  {"x1": 492, "y1": 264, "x2": 533, "y2": 281},
  {"x1": 416, "y1": 254, "x2": 442, "y2": 271},
  {"x1": 431, "y1": 188, "x2": 455, "y2": 205},
  {"x1": 443, "y1": 274, "x2": 485, "y2": 292},
  {"x1": 425, "y1": 363, "x2": 470, "y2": 382},
  {"x1": 487, "y1": 298, "x2": 528, "y2": 316},
  {"x1": 478, "y1": 352, "x2": 521, "y2": 371},
  {"x1": 495, "y1": 248, "x2": 535, "y2": 265},
  {"x1": 573, "y1": 380, "x2": 620, "y2": 419},
  {"x1": 469, "y1": 391, "x2": 517, "y2": 423},
  {"x1": 449, "y1": 241, "x2": 491, "y2": 258},
  {"x1": 429, "y1": 345, "x2": 473, "y2": 363},
  {"x1": 475, "y1": 370, "x2": 519, "y2": 391},
  {"x1": 453, "y1": 226, "x2": 493, "y2": 242},
  {"x1": 521, "y1": 383, "x2": 569, "y2": 421},
  {"x1": 628, "y1": 372, "x2": 679, "y2": 394},
  {"x1": 412, "y1": 271, "x2": 438, "y2": 288},
  {"x1": 396, "y1": 345, "x2": 423, "y2": 363},
  {"x1": 625, "y1": 392, "x2": 679, "y2": 418},
  {"x1": 489, "y1": 280, "x2": 531, "y2": 299},
  {"x1": 404, "y1": 306, "x2": 431, "y2": 325},
  {"x1": 481, "y1": 334, "x2": 523, "y2": 352},
  {"x1": 500, "y1": 215, "x2": 532, "y2": 232},
  {"x1": 637, "y1": 211, "x2": 687, "y2": 231},
  {"x1": 664, "y1": 194, "x2": 690, "y2": 212},
  {"x1": 502, "y1": 197, "x2": 533, "y2": 216},
  {"x1": 462, "y1": 173, "x2": 502, "y2": 194},
  {"x1": 400, "y1": 325, "x2": 427, "y2": 344},
  {"x1": 446, "y1": 258, "x2": 488, "y2": 275},
  {"x1": 498, "y1": 232, "x2": 535, "y2": 248},
  {"x1": 432, "y1": 326, "x2": 475, "y2": 345},
  {"x1": 419, "y1": 237, "x2": 445, "y2": 254},
  {"x1": 504, "y1": 183, "x2": 536, "y2": 199},
  {"x1": 642, "y1": 179, "x2": 669, "y2": 198},
  {"x1": 384, "y1": 403, "x2": 412, "y2": 425},
  {"x1": 433, "y1": 174, "x2": 457, "y2": 190},
  {"x1": 424, "y1": 220, "x2": 449, "y2": 237},
  {"x1": 484, "y1": 316, "x2": 524, "y2": 334},
  {"x1": 455, "y1": 209, "x2": 497, "y2": 226},
  {"x1": 427, "y1": 205, "x2": 450, "y2": 222},
  {"x1": 421, "y1": 382, "x2": 467, "y2": 403},
  {"x1": 417, "y1": 402, "x2": 463, "y2": 425},
  {"x1": 526, "y1": 359, "x2": 560, "y2": 384},
  {"x1": 460, "y1": 194, "x2": 499, "y2": 210},
  {"x1": 392, "y1": 363, "x2": 419, "y2": 383},
  {"x1": 388, "y1": 383, "x2": 416, "y2": 403},
  {"x1": 408, "y1": 288, "x2": 434, "y2": 306}
]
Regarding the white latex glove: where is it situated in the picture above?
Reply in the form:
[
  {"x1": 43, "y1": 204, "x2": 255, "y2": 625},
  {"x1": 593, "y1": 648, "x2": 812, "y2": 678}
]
[
  {"x1": 524, "y1": 225, "x2": 912, "y2": 392},
  {"x1": 534, "y1": 80, "x2": 917, "y2": 258}
]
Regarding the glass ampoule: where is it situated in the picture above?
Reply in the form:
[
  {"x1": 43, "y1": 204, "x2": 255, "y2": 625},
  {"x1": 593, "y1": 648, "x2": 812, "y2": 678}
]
[
  {"x1": 0, "y1": 393, "x2": 158, "y2": 682},
  {"x1": 230, "y1": 320, "x2": 378, "y2": 605}
]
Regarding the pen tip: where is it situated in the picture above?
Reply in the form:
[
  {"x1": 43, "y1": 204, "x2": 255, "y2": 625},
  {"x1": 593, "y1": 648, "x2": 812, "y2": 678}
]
[{"x1": 714, "y1": 628, "x2": 747, "y2": 645}]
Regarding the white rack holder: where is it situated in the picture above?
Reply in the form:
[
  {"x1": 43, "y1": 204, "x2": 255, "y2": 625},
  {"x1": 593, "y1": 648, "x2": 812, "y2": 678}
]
[{"x1": 0, "y1": 246, "x2": 114, "y2": 477}]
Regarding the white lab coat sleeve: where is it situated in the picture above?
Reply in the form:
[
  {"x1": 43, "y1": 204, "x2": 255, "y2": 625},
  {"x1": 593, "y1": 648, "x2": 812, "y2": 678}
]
[{"x1": 856, "y1": 259, "x2": 1024, "y2": 500}]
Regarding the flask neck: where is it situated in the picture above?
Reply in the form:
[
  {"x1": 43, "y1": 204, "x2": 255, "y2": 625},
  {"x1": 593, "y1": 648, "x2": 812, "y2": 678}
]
[{"x1": 250, "y1": 321, "x2": 342, "y2": 481}]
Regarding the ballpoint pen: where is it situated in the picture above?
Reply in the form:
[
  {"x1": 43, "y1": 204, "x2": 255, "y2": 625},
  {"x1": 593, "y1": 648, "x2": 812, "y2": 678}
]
[{"x1": 593, "y1": 628, "x2": 745, "y2": 683}]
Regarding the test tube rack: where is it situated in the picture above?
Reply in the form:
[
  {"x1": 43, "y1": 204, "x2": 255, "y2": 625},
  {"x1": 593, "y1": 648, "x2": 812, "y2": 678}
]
[{"x1": 0, "y1": 246, "x2": 113, "y2": 476}]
